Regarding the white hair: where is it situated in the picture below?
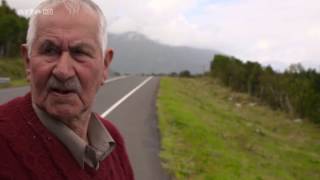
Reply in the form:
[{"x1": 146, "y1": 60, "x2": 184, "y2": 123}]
[{"x1": 26, "y1": 0, "x2": 108, "y2": 57}]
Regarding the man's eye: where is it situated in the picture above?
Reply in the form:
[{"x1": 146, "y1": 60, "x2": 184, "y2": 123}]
[
  {"x1": 71, "y1": 49, "x2": 91, "y2": 58},
  {"x1": 39, "y1": 42, "x2": 61, "y2": 56},
  {"x1": 43, "y1": 47, "x2": 60, "y2": 56}
]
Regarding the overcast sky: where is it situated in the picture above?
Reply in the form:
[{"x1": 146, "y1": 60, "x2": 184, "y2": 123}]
[{"x1": 6, "y1": 0, "x2": 320, "y2": 70}]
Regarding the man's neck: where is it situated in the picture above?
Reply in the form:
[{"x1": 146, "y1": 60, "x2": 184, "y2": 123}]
[
  {"x1": 33, "y1": 103, "x2": 91, "y2": 142},
  {"x1": 61, "y1": 113, "x2": 91, "y2": 142}
]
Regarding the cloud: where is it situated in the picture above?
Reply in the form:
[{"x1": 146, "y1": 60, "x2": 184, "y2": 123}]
[
  {"x1": 100, "y1": 0, "x2": 320, "y2": 70},
  {"x1": 194, "y1": 0, "x2": 320, "y2": 70},
  {"x1": 6, "y1": 0, "x2": 320, "y2": 70}
]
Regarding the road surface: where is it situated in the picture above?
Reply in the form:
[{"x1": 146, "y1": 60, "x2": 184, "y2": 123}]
[{"x1": 0, "y1": 76, "x2": 171, "y2": 180}]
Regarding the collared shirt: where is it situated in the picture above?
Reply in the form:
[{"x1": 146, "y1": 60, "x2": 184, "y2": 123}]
[{"x1": 32, "y1": 104, "x2": 116, "y2": 170}]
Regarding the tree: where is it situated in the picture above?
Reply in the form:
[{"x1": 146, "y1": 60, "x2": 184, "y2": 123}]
[
  {"x1": 179, "y1": 70, "x2": 191, "y2": 77},
  {"x1": 0, "y1": 0, "x2": 28, "y2": 57},
  {"x1": 210, "y1": 54, "x2": 320, "y2": 123}
]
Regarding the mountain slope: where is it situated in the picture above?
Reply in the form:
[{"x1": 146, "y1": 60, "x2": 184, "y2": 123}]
[{"x1": 109, "y1": 32, "x2": 217, "y2": 74}]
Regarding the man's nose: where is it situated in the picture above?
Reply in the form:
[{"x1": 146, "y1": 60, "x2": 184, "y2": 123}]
[{"x1": 52, "y1": 51, "x2": 76, "y2": 81}]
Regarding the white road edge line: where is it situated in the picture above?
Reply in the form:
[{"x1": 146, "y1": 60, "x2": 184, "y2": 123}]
[
  {"x1": 104, "y1": 76, "x2": 128, "y2": 84},
  {"x1": 101, "y1": 76, "x2": 153, "y2": 118}
]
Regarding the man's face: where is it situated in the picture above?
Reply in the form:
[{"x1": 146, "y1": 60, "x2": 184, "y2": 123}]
[{"x1": 22, "y1": 4, "x2": 113, "y2": 120}]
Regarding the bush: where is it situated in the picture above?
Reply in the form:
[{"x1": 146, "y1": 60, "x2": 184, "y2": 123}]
[
  {"x1": 210, "y1": 54, "x2": 320, "y2": 123},
  {"x1": 179, "y1": 70, "x2": 191, "y2": 77}
]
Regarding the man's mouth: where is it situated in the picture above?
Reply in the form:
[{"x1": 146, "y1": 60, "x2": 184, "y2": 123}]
[{"x1": 50, "y1": 88, "x2": 76, "y2": 95}]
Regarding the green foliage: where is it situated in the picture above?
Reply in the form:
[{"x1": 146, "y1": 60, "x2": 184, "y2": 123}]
[
  {"x1": 169, "y1": 72, "x2": 178, "y2": 77},
  {"x1": 0, "y1": 57, "x2": 27, "y2": 89},
  {"x1": 0, "y1": 57, "x2": 25, "y2": 79},
  {"x1": 179, "y1": 70, "x2": 191, "y2": 77},
  {"x1": 0, "y1": 0, "x2": 28, "y2": 57},
  {"x1": 210, "y1": 54, "x2": 320, "y2": 123}
]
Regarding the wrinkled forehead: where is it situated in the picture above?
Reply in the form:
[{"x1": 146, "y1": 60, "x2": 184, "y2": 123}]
[{"x1": 35, "y1": 3, "x2": 100, "y2": 45}]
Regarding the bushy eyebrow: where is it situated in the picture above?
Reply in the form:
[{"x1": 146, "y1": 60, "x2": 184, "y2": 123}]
[
  {"x1": 39, "y1": 39, "x2": 59, "y2": 48},
  {"x1": 69, "y1": 42, "x2": 95, "y2": 53},
  {"x1": 37, "y1": 39, "x2": 96, "y2": 56},
  {"x1": 38, "y1": 39, "x2": 61, "y2": 54}
]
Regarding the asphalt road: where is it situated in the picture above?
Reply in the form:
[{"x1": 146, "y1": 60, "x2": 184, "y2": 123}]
[{"x1": 0, "y1": 76, "x2": 171, "y2": 180}]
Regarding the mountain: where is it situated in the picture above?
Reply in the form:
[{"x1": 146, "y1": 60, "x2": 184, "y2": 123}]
[{"x1": 108, "y1": 32, "x2": 218, "y2": 74}]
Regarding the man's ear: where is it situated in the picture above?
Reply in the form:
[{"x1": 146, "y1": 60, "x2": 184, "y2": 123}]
[
  {"x1": 21, "y1": 44, "x2": 31, "y2": 82},
  {"x1": 102, "y1": 48, "x2": 114, "y2": 84}
]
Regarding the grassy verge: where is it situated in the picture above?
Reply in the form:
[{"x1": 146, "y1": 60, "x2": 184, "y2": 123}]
[
  {"x1": 157, "y1": 76, "x2": 320, "y2": 180},
  {"x1": 0, "y1": 79, "x2": 28, "y2": 89},
  {"x1": 0, "y1": 57, "x2": 28, "y2": 89}
]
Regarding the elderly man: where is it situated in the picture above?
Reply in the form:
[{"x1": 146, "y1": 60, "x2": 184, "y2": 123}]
[{"x1": 0, "y1": 0, "x2": 133, "y2": 179}]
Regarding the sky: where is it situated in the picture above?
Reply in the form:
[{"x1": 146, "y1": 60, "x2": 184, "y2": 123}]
[{"x1": 6, "y1": 0, "x2": 320, "y2": 71}]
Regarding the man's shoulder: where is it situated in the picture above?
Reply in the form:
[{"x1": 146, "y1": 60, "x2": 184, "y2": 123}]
[
  {"x1": 96, "y1": 116, "x2": 134, "y2": 179},
  {"x1": 0, "y1": 94, "x2": 30, "y2": 136},
  {"x1": 0, "y1": 94, "x2": 28, "y2": 114}
]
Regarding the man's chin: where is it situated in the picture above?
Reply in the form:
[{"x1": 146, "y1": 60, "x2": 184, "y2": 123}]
[
  {"x1": 46, "y1": 106, "x2": 81, "y2": 121},
  {"x1": 45, "y1": 94, "x2": 82, "y2": 118}
]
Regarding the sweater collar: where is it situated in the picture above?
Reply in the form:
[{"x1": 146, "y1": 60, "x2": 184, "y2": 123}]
[{"x1": 32, "y1": 102, "x2": 115, "y2": 170}]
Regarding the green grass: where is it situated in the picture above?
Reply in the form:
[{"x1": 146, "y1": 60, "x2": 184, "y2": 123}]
[
  {"x1": 0, "y1": 57, "x2": 28, "y2": 88},
  {"x1": 157, "y1": 76, "x2": 320, "y2": 180},
  {"x1": 0, "y1": 78, "x2": 28, "y2": 89}
]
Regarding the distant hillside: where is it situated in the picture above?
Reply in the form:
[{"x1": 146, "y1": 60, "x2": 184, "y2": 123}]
[{"x1": 109, "y1": 32, "x2": 218, "y2": 74}]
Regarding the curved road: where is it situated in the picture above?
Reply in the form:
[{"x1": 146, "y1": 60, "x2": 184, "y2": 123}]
[{"x1": 0, "y1": 76, "x2": 170, "y2": 180}]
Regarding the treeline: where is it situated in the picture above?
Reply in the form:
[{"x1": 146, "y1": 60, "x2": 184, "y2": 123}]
[
  {"x1": 0, "y1": 0, "x2": 28, "y2": 57},
  {"x1": 210, "y1": 54, "x2": 320, "y2": 123}
]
